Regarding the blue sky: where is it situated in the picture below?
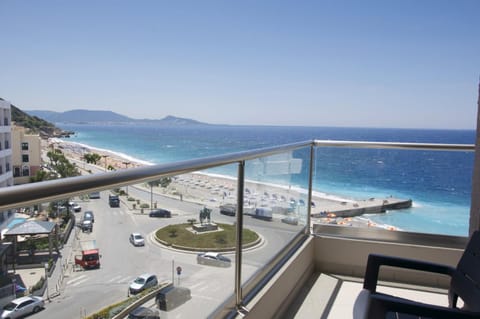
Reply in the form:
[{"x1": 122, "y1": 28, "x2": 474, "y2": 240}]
[{"x1": 1, "y1": 1, "x2": 479, "y2": 129}]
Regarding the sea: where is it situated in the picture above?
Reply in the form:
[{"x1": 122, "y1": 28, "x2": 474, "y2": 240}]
[{"x1": 57, "y1": 123, "x2": 475, "y2": 237}]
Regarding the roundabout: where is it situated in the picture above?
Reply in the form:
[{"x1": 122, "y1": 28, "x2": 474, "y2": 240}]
[{"x1": 154, "y1": 222, "x2": 261, "y2": 252}]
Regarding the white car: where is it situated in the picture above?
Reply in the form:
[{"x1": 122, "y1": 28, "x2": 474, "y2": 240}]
[
  {"x1": 129, "y1": 233, "x2": 145, "y2": 246},
  {"x1": 1, "y1": 295, "x2": 44, "y2": 318},
  {"x1": 129, "y1": 273, "x2": 158, "y2": 294},
  {"x1": 197, "y1": 252, "x2": 231, "y2": 267},
  {"x1": 69, "y1": 201, "x2": 81, "y2": 212}
]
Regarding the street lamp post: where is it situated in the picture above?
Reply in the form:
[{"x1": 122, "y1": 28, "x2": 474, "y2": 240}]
[
  {"x1": 44, "y1": 262, "x2": 49, "y2": 301},
  {"x1": 150, "y1": 183, "x2": 153, "y2": 211},
  {"x1": 102, "y1": 155, "x2": 109, "y2": 172},
  {"x1": 122, "y1": 161, "x2": 130, "y2": 195}
]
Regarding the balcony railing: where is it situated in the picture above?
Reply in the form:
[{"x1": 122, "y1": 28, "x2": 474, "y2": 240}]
[{"x1": 0, "y1": 140, "x2": 475, "y2": 318}]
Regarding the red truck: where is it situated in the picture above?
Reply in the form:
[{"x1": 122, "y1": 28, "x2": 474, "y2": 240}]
[{"x1": 75, "y1": 240, "x2": 101, "y2": 269}]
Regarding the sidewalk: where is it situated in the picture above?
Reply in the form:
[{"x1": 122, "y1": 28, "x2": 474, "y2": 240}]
[{"x1": 43, "y1": 225, "x2": 76, "y2": 301}]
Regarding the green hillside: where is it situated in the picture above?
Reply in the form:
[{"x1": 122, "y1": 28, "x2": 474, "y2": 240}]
[{"x1": 1, "y1": 98, "x2": 69, "y2": 137}]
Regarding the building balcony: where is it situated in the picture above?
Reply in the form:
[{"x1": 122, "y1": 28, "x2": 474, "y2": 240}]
[{"x1": 0, "y1": 140, "x2": 475, "y2": 318}]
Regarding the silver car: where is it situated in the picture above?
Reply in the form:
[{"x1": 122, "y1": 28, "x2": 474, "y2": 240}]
[
  {"x1": 128, "y1": 306, "x2": 160, "y2": 319},
  {"x1": 129, "y1": 233, "x2": 145, "y2": 246},
  {"x1": 129, "y1": 273, "x2": 158, "y2": 295},
  {"x1": 281, "y1": 216, "x2": 299, "y2": 225},
  {"x1": 197, "y1": 252, "x2": 231, "y2": 267},
  {"x1": 1, "y1": 295, "x2": 44, "y2": 318}
]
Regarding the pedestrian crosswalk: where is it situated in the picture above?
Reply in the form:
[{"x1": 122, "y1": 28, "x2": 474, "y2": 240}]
[
  {"x1": 66, "y1": 271, "x2": 228, "y2": 297},
  {"x1": 76, "y1": 209, "x2": 128, "y2": 218},
  {"x1": 66, "y1": 275, "x2": 89, "y2": 287},
  {"x1": 66, "y1": 273, "x2": 137, "y2": 287},
  {"x1": 108, "y1": 210, "x2": 127, "y2": 217}
]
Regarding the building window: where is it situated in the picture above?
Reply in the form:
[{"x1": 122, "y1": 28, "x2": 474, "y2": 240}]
[
  {"x1": 0, "y1": 141, "x2": 2, "y2": 150},
  {"x1": 22, "y1": 154, "x2": 29, "y2": 163},
  {"x1": 5, "y1": 140, "x2": 9, "y2": 149},
  {"x1": 21, "y1": 142, "x2": 29, "y2": 150},
  {"x1": 22, "y1": 166, "x2": 30, "y2": 176},
  {"x1": 5, "y1": 163, "x2": 9, "y2": 172},
  {"x1": 4, "y1": 118, "x2": 8, "y2": 125},
  {"x1": 13, "y1": 167, "x2": 20, "y2": 177}
]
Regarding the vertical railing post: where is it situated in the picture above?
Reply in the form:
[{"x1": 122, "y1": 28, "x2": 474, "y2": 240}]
[
  {"x1": 470, "y1": 80, "x2": 480, "y2": 236},
  {"x1": 307, "y1": 143, "x2": 315, "y2": 233},
  {"x1": 235, "y1": 160, "x2": 246, "y2": 312}
]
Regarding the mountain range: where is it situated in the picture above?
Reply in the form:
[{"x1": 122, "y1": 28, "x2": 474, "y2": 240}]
[{"x1": 25, "y1": 109, "x2": 209, "y2": 126}]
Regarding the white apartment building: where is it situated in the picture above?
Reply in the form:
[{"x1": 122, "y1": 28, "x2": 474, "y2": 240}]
[
  {"x1": 0, "y1": 99, "x2": 13, "y2": 227},
  {"x1": 0, "y1": 100, "x2": 13, "y2": 187}
]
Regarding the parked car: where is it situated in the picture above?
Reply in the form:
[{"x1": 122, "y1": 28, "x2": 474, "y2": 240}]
[
  {"x1": 1, "y1": 295, "x2": 44, "y2": 318},
  {"x1": 129, "y1": 274, "x2": 158, "y2": 295},
  {"x1": 89, "y1": 191, "x2": 101, "y2": 199},
  {"x1": 155, "y1": 284, "x2": 191, "y2": 311},
  {"x1": 197, "y1": 252, "x2": 231, "y2": 267},
  {"x1": 281, "y1": 216, "x2": 299, "y2": 225},
  {"x1": 128, "y1": 306, "x2": 160, "y2": 319},
  {"x1": 219, "y1": 204, "x2": 236, "y2": 216},
  {"x1": 81, "y1": 220, "x2": 93, "y2": 232},
  {"x1": 84, "y1": 211, "x2": 94, "y2": 223},
  {"x1": 72, "y1": 203, "x2": 81, "y2": 212},
  {"x1": 129, "y1": 233, "x2": 145, "y2": 246},
  {"x1": 149, "y1": 209, "x2": 171, "y2": 218},
  {"x1": 68, "y1": 201, "x2": 81, "y2": 212}
]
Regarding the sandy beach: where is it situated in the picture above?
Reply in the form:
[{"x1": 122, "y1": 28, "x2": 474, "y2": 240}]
[{"x1": 45, "y1": 138, "x2": 404, "y2": 230}]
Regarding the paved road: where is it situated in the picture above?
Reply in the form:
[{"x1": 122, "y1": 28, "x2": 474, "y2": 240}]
[{"x1": 32, "y1": 181, "x2": 302, "y2": 319}]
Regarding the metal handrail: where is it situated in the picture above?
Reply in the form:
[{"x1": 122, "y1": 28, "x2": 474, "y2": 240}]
[
  {"x1": 313, "y1": 140, "x2": 474, "y2": 151},
  {"x1": 0, "y1": 140, "x2": 474, "y2": 211}
]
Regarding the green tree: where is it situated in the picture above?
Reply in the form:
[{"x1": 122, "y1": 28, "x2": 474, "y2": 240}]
[
  {"x1": 147, "y1": 178, "x2": 172, "y2": 189},
  {"x1": 46, "y1": 149, "x2": 64, "y2": 166},
  {"x1": 82, "y1": 153, "x2": 101, "y2": 164},
  {"x1": 159, "y1": 177, "x2": 172, "y2": 188},
  {"x1": 30, "y1": 170, "x2": 55, "y2": 183},
  {"x1": 55, "y1": 160, "x2": 80, "y2": 178},
  {"x1": 46, "y1": 150, "x2": 80, "y2": 178}
]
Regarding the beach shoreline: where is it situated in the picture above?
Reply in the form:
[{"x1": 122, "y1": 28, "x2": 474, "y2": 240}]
[{"x1": 45, "y1": 138, "x2": 405, "y2": 230}]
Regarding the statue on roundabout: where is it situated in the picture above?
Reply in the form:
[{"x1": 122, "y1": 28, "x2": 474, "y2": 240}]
[{"x1": 199, "y1": 207, "x2": 212, "y2": 225}]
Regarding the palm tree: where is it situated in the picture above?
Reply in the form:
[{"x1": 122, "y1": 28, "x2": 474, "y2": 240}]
[{"x1": 82, "y1": 153, "x2": 101, "y2": 165}]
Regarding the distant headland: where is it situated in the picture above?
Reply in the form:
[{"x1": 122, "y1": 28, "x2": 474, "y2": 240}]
[{"x1": 25, "y1": 109, "x2": 211, "y2": 126}]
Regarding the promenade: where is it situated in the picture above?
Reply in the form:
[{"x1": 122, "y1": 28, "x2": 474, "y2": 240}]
[{"x1": 49, "y1": 138, "x2": 413, "y2": 230}]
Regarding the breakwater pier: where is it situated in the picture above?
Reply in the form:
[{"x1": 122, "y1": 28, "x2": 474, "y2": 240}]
[{"x1": 311, "y1": 197, "x2": 412, "y2": 218}]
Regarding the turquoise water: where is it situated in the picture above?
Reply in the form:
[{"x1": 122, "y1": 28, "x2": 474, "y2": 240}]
[{"x1": 58, "y1": 124, "x2": 475, "y2": 236}]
